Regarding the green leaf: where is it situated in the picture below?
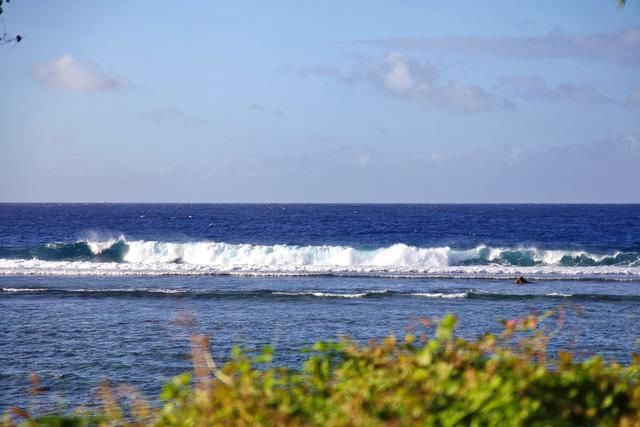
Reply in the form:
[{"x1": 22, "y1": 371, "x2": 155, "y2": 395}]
[{"x1": 436, "y1": 314, "x2": 457, "y2": 340}]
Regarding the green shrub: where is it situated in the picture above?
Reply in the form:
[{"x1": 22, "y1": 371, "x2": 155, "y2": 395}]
[{"x1": 4, "y1": 311, "x2": 640, "y2": 426}]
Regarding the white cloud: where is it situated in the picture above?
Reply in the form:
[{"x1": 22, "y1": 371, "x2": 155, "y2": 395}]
[
  {"x1": 437, "y1": 80, "x2": 501, "y2": 113},
  {"x1": 381, "y1": 53, "x2": 415, "y2": 94},
  {"x1": 33, "y1": 53, "x2": 131, "y2": 92},
  {"x1": 369, "y1": 53, "x2": 507, "y2": 113},
  {"x1": 298, "y1": 53, "x2": 507, "y2": 113},
  {"x1": 360, "y1": 26, "x2": 640, "y2": 69}
]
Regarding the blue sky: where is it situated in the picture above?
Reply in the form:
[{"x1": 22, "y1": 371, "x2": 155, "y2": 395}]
[{"x1": 0, "y1": 1, "x2": 639, "y2": 202}]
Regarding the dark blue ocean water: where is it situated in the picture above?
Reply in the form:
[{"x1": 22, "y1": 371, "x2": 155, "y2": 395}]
[{"x1": 1, "y1": 204, "x2": 639, "y2": 410}]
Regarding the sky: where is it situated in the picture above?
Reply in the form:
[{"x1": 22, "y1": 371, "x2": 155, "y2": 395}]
[{"x1": 0, "y1": 1, "x2": 639, "y2": 202}]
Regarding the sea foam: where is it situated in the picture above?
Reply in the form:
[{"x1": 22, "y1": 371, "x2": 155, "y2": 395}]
[{"x1": 0, "y1": 238, "x2": 638, "y2": 280}]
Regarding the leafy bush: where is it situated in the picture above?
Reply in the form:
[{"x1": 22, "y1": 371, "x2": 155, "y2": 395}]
[{"x1": 4, "y1": 311, "x2": 640, "y2": 426}]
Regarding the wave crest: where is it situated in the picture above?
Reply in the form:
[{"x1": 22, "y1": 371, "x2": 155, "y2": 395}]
[
  {"x1": 93, "y1": 239, "x2": 640, "y2": 268},
  {"x1": 0, "y1": 238, "x2": 638, "y2": 278}
]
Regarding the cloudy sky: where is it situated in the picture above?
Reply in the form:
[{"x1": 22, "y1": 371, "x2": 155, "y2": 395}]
[{"x1": 0, "y1": 1, "x2": 638, "y2": 202}]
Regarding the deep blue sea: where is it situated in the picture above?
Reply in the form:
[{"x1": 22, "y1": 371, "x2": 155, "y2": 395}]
[{"x1": 1, "y1": 204, "x2": 640, "y2": 410}]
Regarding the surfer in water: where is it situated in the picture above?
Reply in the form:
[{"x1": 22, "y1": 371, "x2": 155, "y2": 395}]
[{"x1": 514, "y1": 276, "x2": 530, "y2": 284}]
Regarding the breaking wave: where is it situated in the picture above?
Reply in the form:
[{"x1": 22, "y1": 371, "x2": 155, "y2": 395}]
[
  {"x1": 411, "y1": 292, "x2": 468, "y2": 299},
  {"x1": 0, "y1": 238, "x2": 638, "y2": 279},
  {"x1": 272, "y1": 291, "x2": 369, "y2": 298}
]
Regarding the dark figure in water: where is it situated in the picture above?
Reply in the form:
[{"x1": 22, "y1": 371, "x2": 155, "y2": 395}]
[{"x1": 514, "y1": 276, "x2": 530, "y2": 284}]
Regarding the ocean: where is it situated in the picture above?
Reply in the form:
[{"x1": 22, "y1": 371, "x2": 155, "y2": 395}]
[{"x1": 1, "y1": 203, "x2": 639, "y2": 410}]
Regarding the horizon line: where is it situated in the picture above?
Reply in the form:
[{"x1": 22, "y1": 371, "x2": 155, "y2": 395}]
[{"x1": 1, "y1": 201, "x2": 639, "y2": 205}]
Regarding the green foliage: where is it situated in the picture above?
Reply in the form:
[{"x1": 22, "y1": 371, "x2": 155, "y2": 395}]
[{"x1": 4, "y1": 312, "x2": 640, "y2": 426}]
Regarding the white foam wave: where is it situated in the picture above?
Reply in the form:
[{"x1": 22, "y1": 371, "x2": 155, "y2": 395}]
[
  {"x1": 272, "y1": 291, "x2": 367, "y2": 298},
  {"x1": 545, "y1": 292, "x2": 572, "y2": 297},
  {"x1": 134, "y1": 240, "x2": 635, "y2": 267},
  {"x1": 121, "y1": 241, "x2": 476, "y2": 268},
  {"x1": 76, "y1": 239, "x2": 635, "y2": 268},
  {"x1": 527, "y1": 248, "x2": 613, "y2": 265},
  {"x1": 0, "y1": 257, "x2": 638, "y2": 280},
  {"x1": 411, "y1": 292, "x2": 468, "y2": 299},
  {"x1": 312, "y1": 292, "x2": 366, "y2": 298},
  {"x1": 1, "y1": 287, "x2": 47, "y2": 292},
  {"x1": 86, "y1": 236, "x2": 125, "y2": 254},
  {"x1": 1, "y1": 238, "x2": 638, "y2": 279}
]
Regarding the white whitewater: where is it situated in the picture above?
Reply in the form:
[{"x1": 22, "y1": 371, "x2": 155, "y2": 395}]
[{"x1": 0, "y1": 238, "x2": 637, "y2": 280}]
